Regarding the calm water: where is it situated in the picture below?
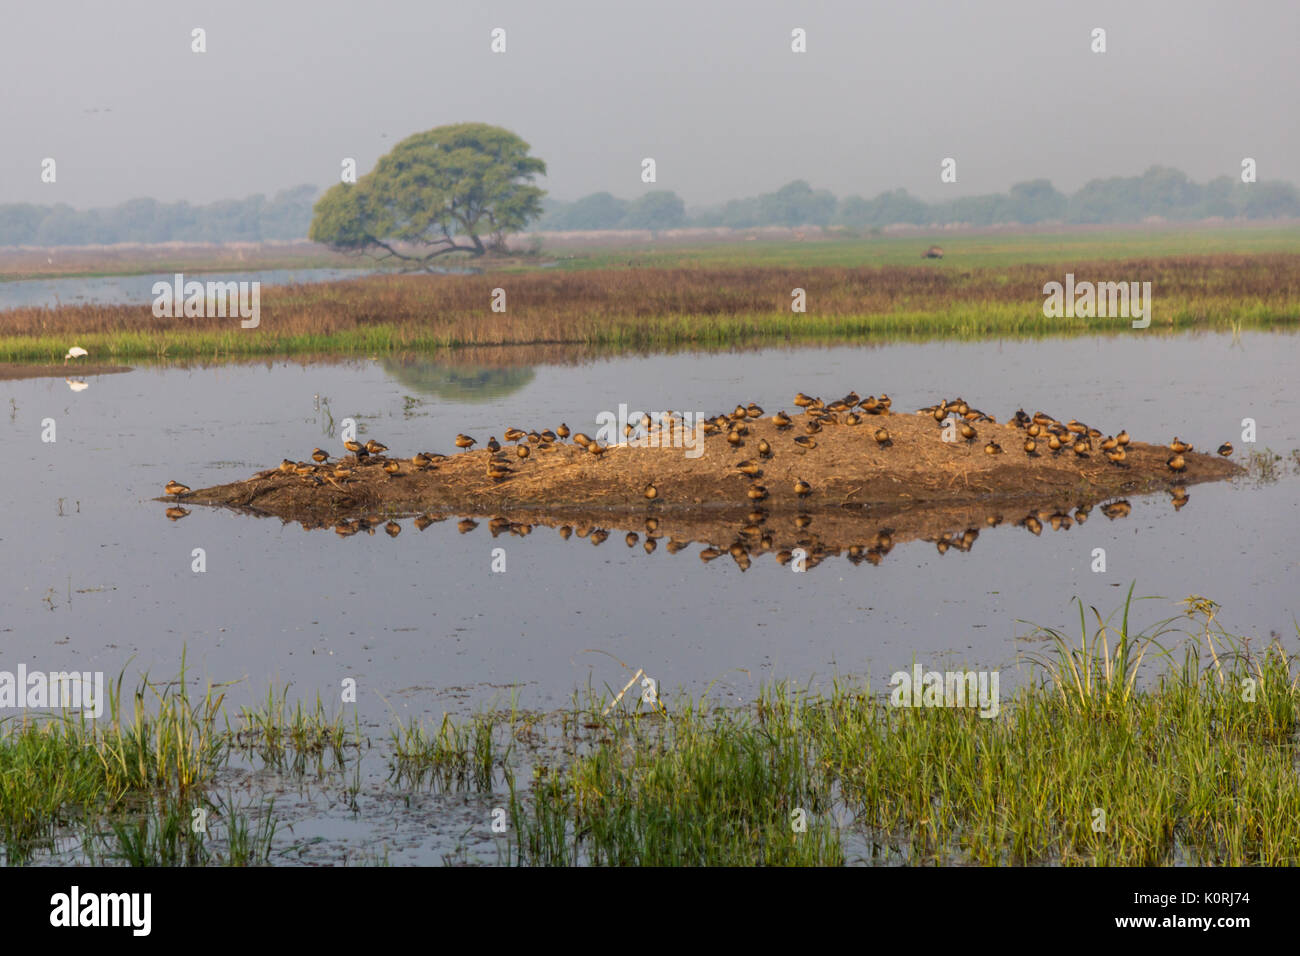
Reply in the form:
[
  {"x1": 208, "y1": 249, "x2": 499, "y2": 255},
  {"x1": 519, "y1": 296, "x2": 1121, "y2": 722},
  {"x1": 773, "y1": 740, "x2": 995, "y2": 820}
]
[
  {"x1": 4, "y1": 333, "x2": 1298, "y2": 728},
  {"x1": 5, "y1": 332, "x2": 1299, "y2": 863},
  {"x1": 0, "y1": 267, "x2": 377, "y2": 310}
]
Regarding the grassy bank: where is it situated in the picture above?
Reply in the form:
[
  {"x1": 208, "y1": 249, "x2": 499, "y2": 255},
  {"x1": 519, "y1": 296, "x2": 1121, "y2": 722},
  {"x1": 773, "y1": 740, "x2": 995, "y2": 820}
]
[
  {"x1": 4, "y1": 595, "x2": 1298, "y2": 866},
  {"x1": 504, "y1": 595, "x2": 1300, "y2": 866},
  {"x1": 2, "y1": 251, "x2": 1299, "y2": 362},
  {"x1": 0, "y1": 668, "x2": 360, "y2": 866}
]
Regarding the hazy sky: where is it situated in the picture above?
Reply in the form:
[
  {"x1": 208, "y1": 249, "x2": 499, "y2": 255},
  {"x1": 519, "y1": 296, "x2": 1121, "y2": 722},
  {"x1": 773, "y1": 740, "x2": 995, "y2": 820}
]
[{"x1": 2, "y1": 0, "x2": 1296, "y2": 209}]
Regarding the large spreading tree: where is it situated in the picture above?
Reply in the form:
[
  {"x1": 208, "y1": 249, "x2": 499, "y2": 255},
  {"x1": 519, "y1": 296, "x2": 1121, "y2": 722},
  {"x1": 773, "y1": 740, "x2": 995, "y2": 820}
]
[{"x1": 309, "y1": 123, "x2": 546, "y2": 266}]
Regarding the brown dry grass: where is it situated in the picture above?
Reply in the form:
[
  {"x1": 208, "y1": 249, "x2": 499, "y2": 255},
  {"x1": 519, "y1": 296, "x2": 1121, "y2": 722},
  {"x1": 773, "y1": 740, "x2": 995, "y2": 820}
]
[{"x1": 5, "y1": 253, "x2": 1299, "y2": 357}]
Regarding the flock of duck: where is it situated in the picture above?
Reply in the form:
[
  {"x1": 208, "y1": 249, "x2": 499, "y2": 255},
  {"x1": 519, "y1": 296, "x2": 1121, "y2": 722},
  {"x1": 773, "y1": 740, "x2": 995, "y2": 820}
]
[
  {"x1": 916, "y1": 397, "x2": 1232, "y2": 469},
  {"x1": 160, "y1": 390, "x2": 1231, "y2": 565}
]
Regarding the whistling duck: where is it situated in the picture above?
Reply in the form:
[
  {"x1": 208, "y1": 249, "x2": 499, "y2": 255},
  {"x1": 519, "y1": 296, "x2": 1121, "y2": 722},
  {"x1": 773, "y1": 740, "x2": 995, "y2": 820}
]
[
  {"x1": 165, "y1": 480, "x2": 191, "y2": 497},
  {"x1": 1103, "y1": 501, "x2": 1132, "y2": 519}
]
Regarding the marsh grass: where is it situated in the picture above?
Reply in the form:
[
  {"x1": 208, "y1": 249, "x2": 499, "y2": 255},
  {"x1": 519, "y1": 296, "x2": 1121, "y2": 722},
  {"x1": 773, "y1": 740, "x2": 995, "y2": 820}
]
[
  {"x1": 498, "y1": 596, "x2": 1300, "y2": 866},
  {"x1": 0, "y1": 663, "x2": 350, "y2": 865},
  {"x1": 101, "y1": 794, "x2": 211, "y2": 867},
  {"x1": 231, "y1": 686, "x2": 363, "y2": 774},
  {"x1": 4, "y1": 599, "x2": 1299, "y2": 865},
  {"x1": 0, "y1": 662, "x2": 227, "y2": 863},
  {"x1": 1243, "y1": 447, "x2": 1292, "y2": 484},
  {"x1": 95, "y1": 791, "x2": 278, "y2": 866},
  {"x1": 1022, "y1": 582, "x2": 1163, "y2": 714},
  {"x1": 389, "y1": 712, "x2": 510, "y2": 791},
  {"x1": 4, "y1": 251, "x2": 1299, "y2": 361}
]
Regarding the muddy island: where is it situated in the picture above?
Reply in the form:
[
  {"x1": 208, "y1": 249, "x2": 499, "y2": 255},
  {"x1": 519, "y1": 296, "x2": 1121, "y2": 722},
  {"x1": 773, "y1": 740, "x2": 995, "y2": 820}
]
[{"x1": 162, "y1": 393, "x2": 1240, "y2": 565}]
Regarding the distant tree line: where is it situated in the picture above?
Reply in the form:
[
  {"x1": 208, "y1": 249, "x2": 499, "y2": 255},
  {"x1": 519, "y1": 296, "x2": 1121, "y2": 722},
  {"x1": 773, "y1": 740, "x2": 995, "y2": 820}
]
[
  {"x1": 5, "y1": 166, "x2": 1299, "y2": 247},
  {"x1": 0, "y1": 185, "x2": 319, "y2": 246},
  {"x1": 536, "y1": 167, "x2": 1300, "y2": 232}
]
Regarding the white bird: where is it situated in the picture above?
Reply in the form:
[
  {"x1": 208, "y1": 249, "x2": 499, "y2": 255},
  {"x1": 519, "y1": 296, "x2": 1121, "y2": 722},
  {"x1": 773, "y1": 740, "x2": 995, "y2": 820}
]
[{"x1": 64, "y1": 346, "x2": 88, "y2": 365}]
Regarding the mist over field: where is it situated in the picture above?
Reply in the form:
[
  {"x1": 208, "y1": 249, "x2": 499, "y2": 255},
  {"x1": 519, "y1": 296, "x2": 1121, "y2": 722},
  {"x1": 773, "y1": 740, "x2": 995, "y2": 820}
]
[{"x1": 2, "y1": 0, "x2": 1297, "y2": 244}]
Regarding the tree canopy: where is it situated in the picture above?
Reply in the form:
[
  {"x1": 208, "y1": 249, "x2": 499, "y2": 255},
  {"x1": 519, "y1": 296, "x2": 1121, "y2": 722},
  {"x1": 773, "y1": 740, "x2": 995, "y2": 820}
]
[{"x1": 309, "y1": 123, "x2": 546, "y2": 265}]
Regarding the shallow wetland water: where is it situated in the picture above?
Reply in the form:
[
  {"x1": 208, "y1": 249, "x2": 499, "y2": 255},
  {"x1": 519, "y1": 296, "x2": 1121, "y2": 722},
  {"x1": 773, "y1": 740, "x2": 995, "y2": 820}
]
[{"x1": 3, "y1": 331, "x2": 1297, "y2": 863}]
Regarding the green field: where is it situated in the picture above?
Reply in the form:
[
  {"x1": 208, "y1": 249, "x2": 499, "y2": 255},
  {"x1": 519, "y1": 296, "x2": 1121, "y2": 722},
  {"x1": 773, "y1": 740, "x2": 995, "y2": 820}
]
[{"x1": 549, "y1": 226, "x2": 1300, "y2": 271}]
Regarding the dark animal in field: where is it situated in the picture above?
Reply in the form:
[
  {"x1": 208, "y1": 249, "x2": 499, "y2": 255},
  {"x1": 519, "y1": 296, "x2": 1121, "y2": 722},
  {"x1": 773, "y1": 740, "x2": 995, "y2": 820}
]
[{"x1": 922, "y1": 246, "x2": 944, "y2": 259}]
